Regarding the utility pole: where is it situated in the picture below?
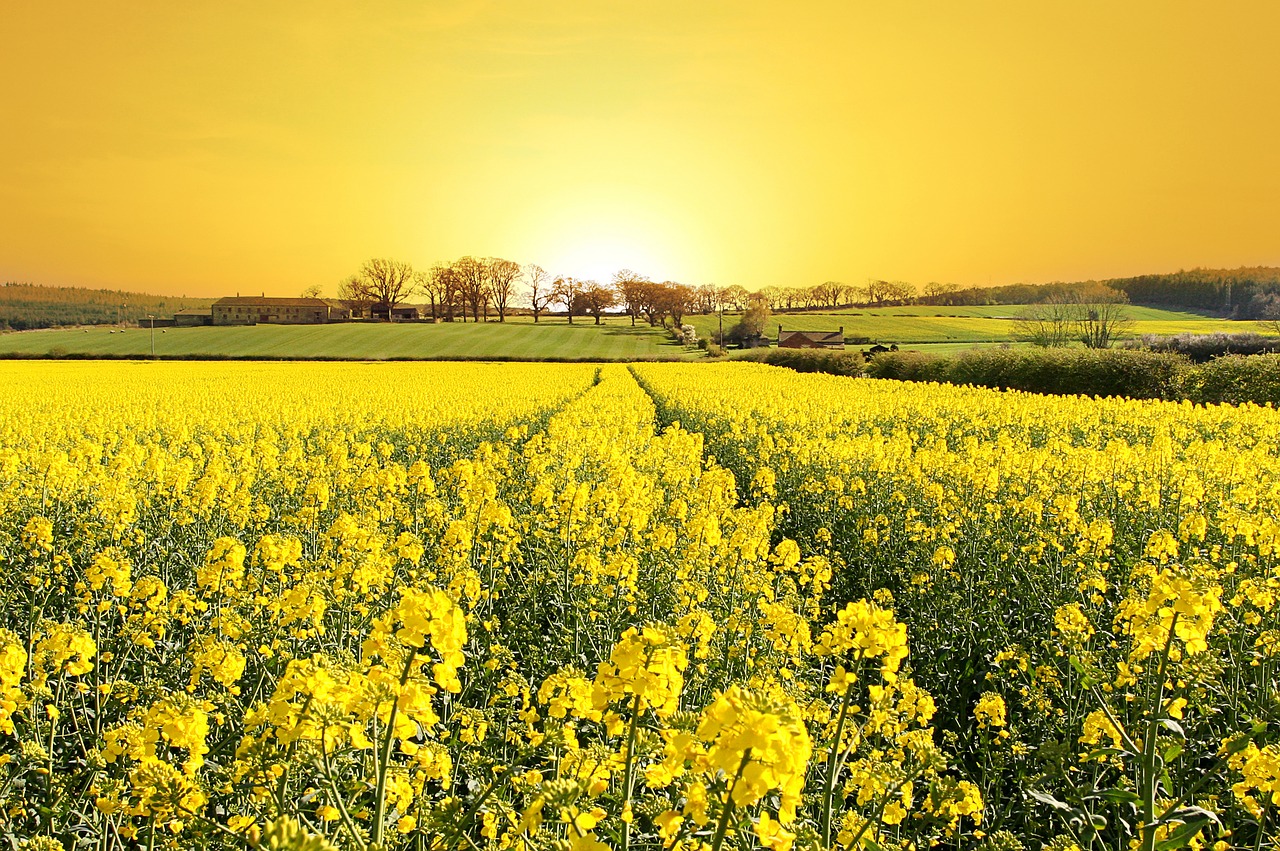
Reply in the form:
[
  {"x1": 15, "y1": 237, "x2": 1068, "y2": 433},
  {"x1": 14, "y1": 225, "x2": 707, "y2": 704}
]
[{"x1": 148, "y1": 315, "x2": 155, "y2": 357}]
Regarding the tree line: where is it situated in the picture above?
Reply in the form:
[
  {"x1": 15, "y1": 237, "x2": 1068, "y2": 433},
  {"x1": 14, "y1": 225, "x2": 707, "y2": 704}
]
[
  {"x1": 334, "y1": 258, "x2": 931, "y2": 325},
  {"x1": 0, "y1": 282, "x2": 214, "y2": 331},
  {"x1": 342, "y1": 261, "x2": 1280, "y2": 323},
  {"x1": 915, "y1": 267, "x2": 1280, "y2": 317}
]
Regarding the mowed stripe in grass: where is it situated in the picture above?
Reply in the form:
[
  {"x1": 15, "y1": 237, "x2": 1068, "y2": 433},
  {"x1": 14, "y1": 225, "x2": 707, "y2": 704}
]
[{"x1": 0, "y1": 319, "x2": 694, "y2": 360}]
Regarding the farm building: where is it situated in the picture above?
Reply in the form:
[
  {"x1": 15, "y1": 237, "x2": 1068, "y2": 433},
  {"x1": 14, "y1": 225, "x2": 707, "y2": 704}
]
[
  {"x1": 778, "y1": 326, "x2": 845, "y2": 349},
  {"x1": 368, "y1": 304, "x2": 423, "y2": 321},
  {"x1": 174, "y1": 308, "x2": 213, "y2": 327},
  {"x1": 212, "y1": 296, "x2": 330, "y2": 326},
  {"x1": 325, "y1": 300, "x2": 354, "y2": 320}
]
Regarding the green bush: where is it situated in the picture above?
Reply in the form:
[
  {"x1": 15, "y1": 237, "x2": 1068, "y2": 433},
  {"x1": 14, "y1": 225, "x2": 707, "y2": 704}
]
[
  {"x1": 718, "y1": 344, "x2": 1280, "y2": 407},
  {"x1": 859, "y1": 350, "x2": 948, "y2": 382},
  {"x1": 732, "y1": 347, "x2": 865, "y2": 375},
  {"x1": 864, "y1": 348, "x2": 1188, "y2": 399},
  {"x1": 1182, "y1": 353, "x2": 1280, "y2": 405}
]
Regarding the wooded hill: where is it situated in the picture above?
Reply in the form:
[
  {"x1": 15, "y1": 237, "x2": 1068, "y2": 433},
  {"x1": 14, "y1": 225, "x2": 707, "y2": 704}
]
[
  {"x1": 0, "y1": 283, "x2": 215, "y2": 330},
  {"x1": 921, "y1": 267, "x2": 1280, "y2": 317}
]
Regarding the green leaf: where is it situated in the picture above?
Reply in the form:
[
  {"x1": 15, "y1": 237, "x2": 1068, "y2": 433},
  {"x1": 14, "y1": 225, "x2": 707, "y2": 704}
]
[
  {"x1": 1087, "y1": 788, "x2": 1140, "y2": 805},
  {"x1": 1026, "y1": 788, "x2": 1076, "y2": 813},
  {"x1": 1158, "y1": 807, "x2": 1221, "y2": 827},
  {"x1": 1154, "y1": 817, "x2": 1211, "y2": 850},
  {"x1": 1223, "y1": 735, "x2": 1254, "y2": 756},
  {"x1": 1158, "y1": 718, "x2": 1185, "y2": 738},
  {"x1": 1162, "y1": 743, "x2": 1183, "y2": 763}
]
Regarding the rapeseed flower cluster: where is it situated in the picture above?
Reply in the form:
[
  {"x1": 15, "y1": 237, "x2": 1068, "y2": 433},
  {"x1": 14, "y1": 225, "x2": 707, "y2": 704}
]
[{"x1": 0, "y1": 360, "x2": 1274, "y2": 850}]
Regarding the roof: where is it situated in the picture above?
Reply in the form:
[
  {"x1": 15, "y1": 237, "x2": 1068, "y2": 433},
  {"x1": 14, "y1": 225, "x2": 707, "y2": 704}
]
[
  {"x1": 213, "y1": 297, "x2": 329, "y2": 307},
  {"x1": 779, "y1": 330, "x2": 845, "y2": 344}
]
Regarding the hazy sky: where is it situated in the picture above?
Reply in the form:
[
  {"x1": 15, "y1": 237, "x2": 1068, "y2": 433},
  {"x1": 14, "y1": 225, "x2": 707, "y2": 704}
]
[{"x1": 3, "y1": 1, "x2": 1278, "y2": 297}]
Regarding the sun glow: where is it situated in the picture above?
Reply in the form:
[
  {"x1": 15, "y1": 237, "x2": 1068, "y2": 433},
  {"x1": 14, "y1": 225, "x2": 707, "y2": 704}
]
[
  {"x1": 526, "y1": 195, "x2": 692, "y2": 284},
  {"x1": 2, "y1": 2, "x2": 1278, "y2": 294}
]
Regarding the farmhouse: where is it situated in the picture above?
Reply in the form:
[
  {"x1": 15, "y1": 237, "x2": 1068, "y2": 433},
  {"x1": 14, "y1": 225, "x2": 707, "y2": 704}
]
[
  {"x1": 778, "y1": 326, "x2": 845, "y2": 349},
  {"x1": 212, "y1": 296, "x2": 330, "y2": 326}
]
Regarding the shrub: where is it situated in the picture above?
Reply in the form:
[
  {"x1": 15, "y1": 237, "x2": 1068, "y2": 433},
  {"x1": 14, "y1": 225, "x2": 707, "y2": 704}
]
[
  {"x1": 866, "y1": 348, "x2": 1188, "y2": 399},
  {"x1": 860, "y1": 350, "x2": 948, "y2": 383},
  {"x1": 733, "y1": 348, "x2": 865, "y2": 376},
  {"x1": 1182, "y1": 353, "x2": 1280, "y2": 405},
  {"x1": 1134, "y1": 331, "x2": 1280, "y2": 363}
]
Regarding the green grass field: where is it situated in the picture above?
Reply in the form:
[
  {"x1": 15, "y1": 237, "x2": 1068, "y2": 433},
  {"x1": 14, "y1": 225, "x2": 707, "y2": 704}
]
[
  {"x1": 0, "y1": 306, "x2": 1268, "y2": 359},
  {"x1": 0, "y1": 317, "x2": 694, "y2": 360}
]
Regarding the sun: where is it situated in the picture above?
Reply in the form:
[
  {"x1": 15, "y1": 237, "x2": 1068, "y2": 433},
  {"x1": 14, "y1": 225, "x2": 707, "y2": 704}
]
[
  {"x1": 526, "y1": 193, "x2": 691, "y2": 285},
  {"x1": 555, "y1": 237, "x2": 656, "y2": 284}
]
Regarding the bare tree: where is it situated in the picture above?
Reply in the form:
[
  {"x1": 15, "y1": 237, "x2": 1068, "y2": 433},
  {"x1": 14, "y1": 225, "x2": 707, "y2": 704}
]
[
  {"x1": 417, "y1": 266, "x2": 454, "y2": 321},
  {"x1": 349, "y1": 258, "x2": 416, "y2": 320},
  {"x1": 662, "y1": 283, "x2": 694, "y2": 326},
  {"x1": 524, "y1": 263, "x2": 553, "y2": 323},
  {"x1": 487, "y1": 258, "x2": 521, "y2": 322},
  {"x1": 860, "y1": 280, "x2": 892, "y2": 305},
  {"x1": 1014, "y1": 293, "x2": 1075, "y2": 347},
  {"x1": 637, "y1": 281, "x2": 665, "y2": 326},
  {"x1": 1073, "y1": 284, "x2": 1133, "y2": 348},
  {"x1": 693, "y1": 284, "x2": 719, "y2": 314},
  {"x1": 428, "y1": 262, "x2": 463, "y2": 321},
  {"x1": 1017, "y1": 285, "x2": 1132, "y2": 348},
  {"x1": 553, "y1": 276, "x2": 583, "y2": 324},
  {"x1": 414, "y1": 270, "x2": 435, "y2": 320},
  {"x1": 613, "y1": 269, "x2": 650, "y2": 326},
  {"x1": 880, "y1": 281, "x2": 916, "y2": 304},
  {"x1": 301, "y1": 284, "x2": 323, "y2": 299},
  {"x1": 757, "y1": 286, "x2": 784, "y2": 310},
  {"x1": 1257, "y1": 292, "x2": 1280, "y2": 335},
  {"x1": 812, "y1": 281, "x2": 846, "y2": 309},
  {"x1": 719, "y1": 284, "x2": 750, "y2": 311},
  {"x1": 923, "y1": 281, "x2": 959, "y2": 303},
  {"x1": 777, "y1": 286, "x2": 801, "y2": 310},
  {"x1": 453, "y1": 256, "x2": 489, "y2": 322},
  {"x1": 579, "y1": 282, "x2": 618, "y2": 324}
]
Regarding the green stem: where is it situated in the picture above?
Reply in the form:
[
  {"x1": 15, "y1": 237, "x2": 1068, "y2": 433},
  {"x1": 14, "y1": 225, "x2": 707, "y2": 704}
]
[
  {"x1": 1140, "y1": 612, "x2": 1179, "y2": 851},
  {"x1": 426, "y1": 761, "x2": 517, "y2": 851},
  {"x1": 843, "y1": 761, "x2": 930, "y2": 851},
  {"x1": 711, "y1": 749, "x2": 752, "y2": 851},
  {"x1": 373, "y1": 647, "x2": 419, "y2": 848},
  {"x1": 620, "y1": 693, "x2": 642, "y2": 851},
  {"x1": 322, "y1": 730, "x2": 369, "y2": 851},
  {"x1": 821, "y1": 679, "x2": 855, "y2": 847}
]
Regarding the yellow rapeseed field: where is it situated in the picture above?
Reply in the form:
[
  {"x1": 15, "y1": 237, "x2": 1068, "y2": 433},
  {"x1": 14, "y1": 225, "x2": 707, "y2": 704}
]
[{"x1": 0, "y1": 361, "x2": 1276, "y2": 851}]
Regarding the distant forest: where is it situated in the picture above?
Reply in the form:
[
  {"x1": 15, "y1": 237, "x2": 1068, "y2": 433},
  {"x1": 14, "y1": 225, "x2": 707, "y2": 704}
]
[
  {"x1": 0, "y1": 283, "x2": 214, "y2": 330},
  {"x1": 920, "y1": 267, "x2": 1280, "y2": 318}
]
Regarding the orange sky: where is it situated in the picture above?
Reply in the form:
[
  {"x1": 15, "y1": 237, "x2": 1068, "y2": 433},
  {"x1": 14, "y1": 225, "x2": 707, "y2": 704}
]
[{"x1": 3, "y1": 1, "x2": 1279, "y2": 297}]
